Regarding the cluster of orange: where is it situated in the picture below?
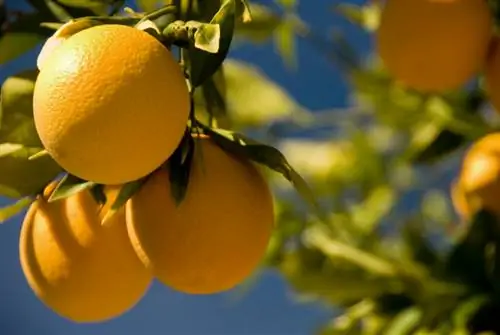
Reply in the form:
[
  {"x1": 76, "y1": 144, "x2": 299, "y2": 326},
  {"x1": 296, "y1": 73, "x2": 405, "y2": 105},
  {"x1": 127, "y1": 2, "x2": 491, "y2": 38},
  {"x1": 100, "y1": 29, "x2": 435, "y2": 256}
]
[
  {"x1": 19, "y1": 24, "x2": 275, "y2": 323},
  {"x1": 376, "y1": 0, "x2": 500, "y2": 222}
]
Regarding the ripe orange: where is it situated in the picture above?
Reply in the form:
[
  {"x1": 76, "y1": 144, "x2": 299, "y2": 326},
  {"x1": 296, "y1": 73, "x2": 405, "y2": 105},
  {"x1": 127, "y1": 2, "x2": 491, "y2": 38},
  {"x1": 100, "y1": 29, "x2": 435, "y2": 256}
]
[
  {"x1": 376, "y1": 0, "x2": 492, "y2": 93},
  {"x1": 33, "y1": 24, "x2": 190, "y2": 185},
  {"x1": 19, "y1": 183, "x2": 152, "y2": 323},
  {"x1": 485, "y1": 38, "x2": 500, "y2": 113},
  {"x1": 452, "y1": 133, "x2": 500, "y2": 220},
  {"x1": 126, "y1": 136, "x2": 275, "y2": 294}
]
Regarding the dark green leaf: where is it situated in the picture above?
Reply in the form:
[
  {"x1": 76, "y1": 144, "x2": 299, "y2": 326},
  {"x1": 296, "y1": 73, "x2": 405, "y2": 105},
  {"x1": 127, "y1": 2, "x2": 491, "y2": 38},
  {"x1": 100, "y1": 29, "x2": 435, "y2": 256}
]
[
  {"x1": 167, "y1": 132, "x2": 195, "y2": 205},
  {"x1": 136, "y1": 0, "x2": 160, "y2": 12},
  {"x1": 0, "y1": 197, "x2": 34, "y2": 223},
  {"x1": 445, "y1": 210, "x2": 499, "y2": 290},
  {"x1": 452, "y1": 295, "x2": 490, "y2": 330},
  {"x1": 402, "y1": 219, "x2": 439, "y2": 268},
  {"x1": 197, "y1": 123, "x2": 323, "y2": 218},
  {"x1": 45, "y1": 0, "x2": 74, "y2": 22},
  {"x1": 57, "y1": 0, "x2": 110, "y2": 15},
  {"x1": 90, "y1": 184, "x2": 107, "y2": 205},
  {"x1": 110, "y1": 179, "x2": 147, "y2": 211},
  {"x1": 188, "y1": 0, "x2": 236, "y2": 87},
  {"x1": 411, "y1": 130, "x2": 467, "y2": 164},
  {"x1": 49, "y1": 174, "x2": 94, "y2": 202},
  {"x1": 201, "y1": 72, "x2": 230, "y2": 126}
]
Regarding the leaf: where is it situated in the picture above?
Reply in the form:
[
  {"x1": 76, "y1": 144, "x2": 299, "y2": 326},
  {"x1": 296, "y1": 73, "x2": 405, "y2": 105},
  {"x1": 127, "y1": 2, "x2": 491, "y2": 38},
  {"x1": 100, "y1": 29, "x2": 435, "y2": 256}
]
[
  {"x1": 57, "y1": 0, "x2": 110, "y2": 15},
  {"x1": 445, "y1": 210, "x2": 499, "y2": 290},
  {"x1": 334, "y1": 3, "x2": 381, "y2": 32},
  {"x1": 0, "y1": 71, "x2": 62, "y2": 198},
  {"x1": 401, "y1": 219, "x2": 439, "y2": 268},
  {"x1": 234, "y1": 3, "x2": 281, "y2": 42},
  {"x1": 89, "y1": 184, "x2": 107, "y2": 205},
  {"x1": 188, "y1": 0, "x2": 236, "y2": 87},
  {"x1": 273, "y1": 18, "x2": 296, "y2": 69},
  {"x1": 452, "y1": 295, "x2": 490, "y2": 330},
  {"x1": 167, "y1": 132, "x2": 195, "y2": 205},
  {"x1": 0, "y1": 33, "x2": 44, "y2": 66},
  {"x1": 412, "y1": 130, "x2": 467, "y2": 164},
  {"x1": 110, "y1": 179, "x2": 147, "y2": 211},
  {"x1": 0, "y1": 143, "x2": 26, "y2": 158},
  {"x1": 383, "y1": 308, "x2": 423, "y2": 335},
  {"x1": 222, "y1": 58, "x2": 302, "y2": 127},
  {"x1": 0, "y1": 197, "x2": 34, "y2": 223},
  {"x1": 137, "y1": 0, "x2": 161, "y2": 11},
  {"x1": 49, "y1": 174, "x2": 95, "y2": 202},
  {"x1": 404, "y1": 120, "x2": 444, "y2": 163},
  {"x1": 199, "y1": 124, "x2": 322, "y2": 216},
  {"x1": 194, "y1": 23, "x2": 221, "y2": 53},
  {"x1": 237, "y1": 0, "x2": 252, "y2": 22}
]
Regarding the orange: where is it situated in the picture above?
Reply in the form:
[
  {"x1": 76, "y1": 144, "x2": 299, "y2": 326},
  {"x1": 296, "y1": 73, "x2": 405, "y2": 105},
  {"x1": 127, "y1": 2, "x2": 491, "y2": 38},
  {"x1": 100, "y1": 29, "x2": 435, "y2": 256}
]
[
  {"x1": 376, "y1": 0, "x2": 492, "y2": 93},
  {"x1": 33, "y1": 24, "x2": 190, "y2": 185},
  {"x1": 452, "y1": 133, "x2": 500, "y2": 220},
  {"x1": 126, "y1": 136, "x2": 275, "y2": 294},
  {"x1": 485, "y1": 38, "x2": 500, "y2": 113},
  {"x1": 19, "y1": 183, "x2": 152, "y2": 323}
]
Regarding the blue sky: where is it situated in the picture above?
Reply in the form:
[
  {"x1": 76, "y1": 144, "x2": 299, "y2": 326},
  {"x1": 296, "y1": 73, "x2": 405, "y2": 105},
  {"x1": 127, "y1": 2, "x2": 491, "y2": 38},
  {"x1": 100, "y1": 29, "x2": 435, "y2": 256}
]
[{"x1": 0, "y1": 0, "x2": 372, "y2": 334}]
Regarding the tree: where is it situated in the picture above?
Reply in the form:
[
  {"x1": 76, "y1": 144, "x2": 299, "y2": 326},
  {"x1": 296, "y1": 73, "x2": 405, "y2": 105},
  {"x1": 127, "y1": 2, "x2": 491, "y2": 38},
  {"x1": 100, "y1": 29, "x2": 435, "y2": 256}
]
[{"x1": 2, "y1": 0, "x2": 500, "y2": 334}]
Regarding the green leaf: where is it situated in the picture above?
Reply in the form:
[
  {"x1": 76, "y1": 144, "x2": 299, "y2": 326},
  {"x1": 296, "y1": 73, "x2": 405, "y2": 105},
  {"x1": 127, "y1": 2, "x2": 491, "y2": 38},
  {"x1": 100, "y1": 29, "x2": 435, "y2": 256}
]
[
  {"x1": 194, "y1": 23, "x2": 221, "y2": 53},
  {"x1": 445, "y1": 210, "x2": 499, "y2": 289},
  {"x1": 334, "y1": 3, "x2": 381, "y2": 32},
  {"x1": 197, "y1": 123, "x2": 323, "y2": 217},
  {"x1": 167, "y1": 132, "x2": 194, "y2": 205},
  {"x1": 452, "y1": 295, "x2": 490, "y2": 330},
  {"x1": 383, "y1": 307, "x2": 422, "y2": 335},
  {"x1": 110, "y1": 179, "x2": 147, "y2": 211},
  {"x1": 57, "y1": 0, "x2": 110, "y2": 14},
  {"x1": 401, "y1": 219, "x2": 439, "y2": 268},
  {"x1": 0, "y1": 197, "x2": 34, "y2": 223},
  {"x1": 412, "y1": 130, "x2": 467, "y2": 164},
  {"x1": 237, "y1": 0, "x2": 252, "y2": 22},
  {"x1": 137, "y1": 0, "x2": 161, "y2": 11},
  {"x1": 273, "y1": 18, "x2": 296, "y2": 69},
  {"x1": 89, "y1": 184, "x2": 107, "y2": 205},
  {"x1": 49, "y1": 174, "x2": 95, "y2": 202},
  {"x1": 404, "y1": 120, "x2": 443, "y2": 163},
  {"x1": 188, "y1": 0, "x2": 236, "y2": 87},
  {"x1": 234, "y1": 3, "x2": 281, "y2": 42},
  {"x1": 222, "y1": 58, "x2": 302, "y2": 128},
  {"x1": 0, "y1": 143, "x2": 27, "y2": 158},
  {"x1": 0, "y1": 33, "x2": 44, "y2": 65},
  {"x1": 0, "y1": 71, "x2": 62, "y2": 198}
]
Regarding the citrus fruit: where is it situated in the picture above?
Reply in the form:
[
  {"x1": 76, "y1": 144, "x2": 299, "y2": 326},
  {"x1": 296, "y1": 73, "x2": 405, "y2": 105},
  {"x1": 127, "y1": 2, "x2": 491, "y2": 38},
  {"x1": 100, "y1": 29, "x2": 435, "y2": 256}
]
[
  {"x1": 19, "y1": 183, "x2": 152, "y2": 323},
  {"x1": 485, "y1": 38, "x2": 500, "y2": 113},
  {"x1": 33, "y1": 24, "x2": 190, "y2": 185},
  {"x1": 376, "y1": 0, "x2": 492, "y2": 93},
  {"x1": 126, "y1": 136, "x2": 275, "y2": 294},
  {"x1": 452, "y1": 133, "x2": 500, "y2": 220}
]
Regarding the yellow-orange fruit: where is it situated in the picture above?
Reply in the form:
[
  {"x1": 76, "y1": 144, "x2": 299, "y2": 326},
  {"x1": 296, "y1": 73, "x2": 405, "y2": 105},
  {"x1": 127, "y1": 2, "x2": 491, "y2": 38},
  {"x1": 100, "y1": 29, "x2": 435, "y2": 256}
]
[
  {"x1": 19, "y1": 183, "x2": 152, "y2": 323},
  {"x1": 376, "y1": 0, "x2": 492, "y2": 93},
  {"x1": 33, "y1": 24, "x2": 190, "y2": 185},
  {"x1": 485, "y1": 39, "x2": 500, "y2": 113},
  {"x1": 126, "y1": 137, "x2": 275, "y2": 294},
  {"x1": 452, "y1": 133, "x2": 500, "y2": 220}
]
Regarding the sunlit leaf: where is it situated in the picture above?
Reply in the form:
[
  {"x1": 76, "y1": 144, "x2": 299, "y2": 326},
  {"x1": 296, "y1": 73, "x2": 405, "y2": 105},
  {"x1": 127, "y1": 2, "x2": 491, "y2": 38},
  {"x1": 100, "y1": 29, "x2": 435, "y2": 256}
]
[
  {"x1": 0, "y1": 197, "x2": 34, "y2": 223},
  {"x1": 49, "y1": 174, "x2": 94, "y2": 202},
  {"x1": 222, "y1": 58, "x2": 302, "y2": 127},
  {"x1": 234, "y1": 3, "x2": 281, "y2": 42},
  {"x1": 194, "y1": 23, "x2": 221, "y2": 53},
  {"x1": 384, "y1": 307, "x2": 422, "y2": 335}
]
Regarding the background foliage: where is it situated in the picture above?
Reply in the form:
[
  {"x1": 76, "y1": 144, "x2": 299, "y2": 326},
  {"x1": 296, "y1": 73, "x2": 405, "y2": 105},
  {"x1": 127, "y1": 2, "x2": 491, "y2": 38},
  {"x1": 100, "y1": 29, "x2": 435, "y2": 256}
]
[{"x1": 2, "y1": 0, "x2": 500, "y2": 334}]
